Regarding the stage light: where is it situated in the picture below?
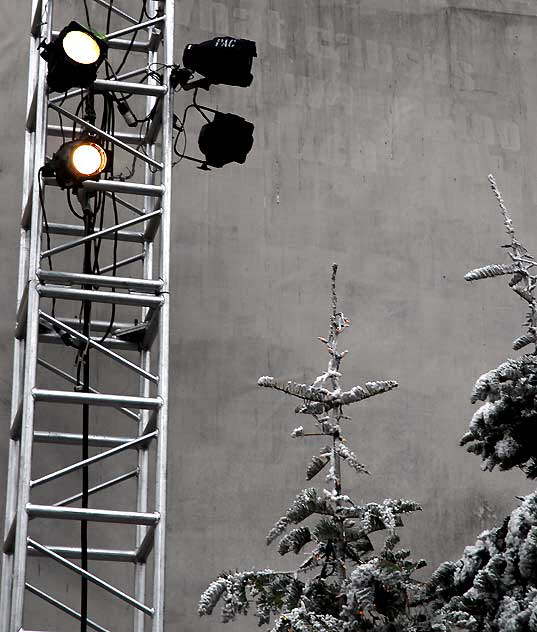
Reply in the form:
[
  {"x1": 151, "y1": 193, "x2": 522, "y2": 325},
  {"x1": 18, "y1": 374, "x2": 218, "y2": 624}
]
[
  {"x1": 71, "y1": 143, "x2": 107, "y2": 177},
  {"x1": 40, "y1": 21, "x2": 108, "y2": 93},
  {"x1": 183, "y1": 36, "x2": 257, "y2": 88},
  {"x1": 198, "y1": 112, "x2": 254, "y2": 168},
  {"x1": 62, "y1": 30, "x2": 101, "y2": 65},
  {"x1": 45, "y1": 138, "x2": 110, "y2": 189}
]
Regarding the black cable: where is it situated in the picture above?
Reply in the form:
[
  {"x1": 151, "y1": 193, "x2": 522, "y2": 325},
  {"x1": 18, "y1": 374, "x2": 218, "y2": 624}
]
[
  {"x1": 80, "y1": 202, "x2": 92, "y2": 632},
  {"x1": 67, "y1": 189, "x2": 84, "y2": 220},
  {"x1": 113, "y1": 4, "x2": 146, "y2": 77},
  {"x1": 173, "y1": 122, "x2": 187, "y2": 165},
  {"x1": 38, "y1": 167, "x2": 53, "y2": 271},
  {"x1": 38, "y1": 166, "x2": 58, "y2": 317},
  {"x1": 83, "y1": 0, "x2": 92, "y2": 31},
  {"x1": 106, "y1": 0, "x2": 114, "y2": 33}
]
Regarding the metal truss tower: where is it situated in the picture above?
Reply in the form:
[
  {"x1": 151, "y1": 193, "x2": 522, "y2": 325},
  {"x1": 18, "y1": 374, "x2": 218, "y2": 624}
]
[{"x1": 0, "y1": 1, "x2": 174, "y2": 630}]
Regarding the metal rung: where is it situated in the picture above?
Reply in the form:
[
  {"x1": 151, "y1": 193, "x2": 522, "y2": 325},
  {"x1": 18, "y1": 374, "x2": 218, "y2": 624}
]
[
  {"x1": 54, "y1": 469, "x2": 139, "y2": 507},
  {"x1": 105, "y1": 16, "x2": 165, "y2": 41},
  {"x1": 99, "y1": 253, "x2": 145, "y2": 274},
  {"x1": 49, "y1": 67, "x2": 152, "y2": 105},
  {"x1": 47, "y1": 125, "x2": 142, "y2": 146},
  {"x1": 37, "y1": 358, "x2": 140, "y2": 421},
  {"x1": 92, "y1": 79, "x2": 167, "y2": 97},
  {"x1": 106, "y1": 193, "x2": 146, "y2": 216},
  {"x1": 37, "y1": 269, "x2": 163, "y2": 293},
  {"x1": 25, "y1": 583, "x2": 111, "y2": 632},
  {"x1": 33, "y1": 431, "x2": 136, "y2": 448},
  {"x1": 27, "y1": 504, "x2": 159, "y2": 526},
  {"x1": 45, "y1": 221, "x2": 144, "y2": 243},
  {"x1": 32, "y1": 389, "x2": 161, "y2": 410},
  {"x1": 105, "y1": 37, "x2": 150, "y2": 52},
  {"x1": 30, "y1": 432, "x2": 158, "y2": 490},
  {"x1": 39, "y1": 312, "x2": 160, "y2": 382},
  {"x1": 42, "y1": 208, "x2": 163, "y2": 259},
  {"x1": 49, "y1": 103, "x2": 163, "y2": 171},
  {"x1": 54, "y1": 317, "x2": 134, "y2": 332},
  {"x1": 27, "y1": 539, "x2": 154, "y2": 616},
  {"x1": 42, "y1": 176, "x2": 164, "y2": 197},
  {"x1": 92, "y1": 0, "x2": 138, "y2": 25},
  {"x1": 39, "y1": 333, "x2": 139, "y2": 352},
  {"x1": 37, "y1": 285, "x2": 163, "y2": 308},
  {"x1": 28, "y1": 545, "x2": 137, "y2": 562}
]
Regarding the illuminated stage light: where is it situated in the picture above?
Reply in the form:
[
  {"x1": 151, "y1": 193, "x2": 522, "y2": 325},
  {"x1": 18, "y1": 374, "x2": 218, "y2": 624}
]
[
  {"x1": 40, "y1": 21, "x2": 108, "y2": 93},
  {"x1": 45, "y1": 138, "x2": 110, "y2": 189}
]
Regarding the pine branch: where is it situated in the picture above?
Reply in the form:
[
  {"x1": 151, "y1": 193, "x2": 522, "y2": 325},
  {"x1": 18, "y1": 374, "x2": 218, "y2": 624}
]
[
  {"x1": 333, "y1": 380, "x2": 398, "y2": 406},
  {"x1": 513, "y1": 331, "x2": 536, "y2": 351},
  {"x1": 336, "y1": 443, "x2": 369, "y2": 475},
  {"x1": 258, "y1": 377, "x2": 333, "y2": 403},
  {"x1": 464, "y1": 263, "x2": 520, "y2": 282},
  {"x1": 306, "y1": 453, "x2": 331, "y2": 480},
  {"x1": 267, "y1": 489, "x2": 334, "y2": 545},
  {"x1": 278, "y1": 527, "x2": 312, "y2": 555},
  {"x1": 258, "y1": 376, "x2": 398, "y2": 410}
]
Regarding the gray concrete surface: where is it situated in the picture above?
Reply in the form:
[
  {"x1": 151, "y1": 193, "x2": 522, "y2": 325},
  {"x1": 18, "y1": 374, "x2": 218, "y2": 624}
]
[{"x1": 3, "y1": 0, "x2": 537, "y2": 629}]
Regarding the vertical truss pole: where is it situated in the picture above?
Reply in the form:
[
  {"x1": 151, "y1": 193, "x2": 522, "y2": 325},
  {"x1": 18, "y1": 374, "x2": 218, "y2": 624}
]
[
  {"x1": 0, "y1": 0, "x2": 41, "y2": 627},
  {"x1": 9, "y1": 0, "x2": 52, "y2": 629},
  {"x1": 1, "y1": 2, "x2": 174, "y2": 630},
  {"x1": 134, "y1": 3, "x2": 158, "y2": 630},
  {"x1": 152, "y1": 1, "x2": 174, "y2": 630}
]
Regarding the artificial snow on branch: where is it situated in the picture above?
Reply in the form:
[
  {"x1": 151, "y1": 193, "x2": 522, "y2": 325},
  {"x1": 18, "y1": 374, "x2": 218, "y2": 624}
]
[
  {"x1": 430, "y1": 175, "x2": 537, "y2": 632},
  {"x1": 200, "y1": 265, "x2": 428, "y2": 631},
  {"x1": 464, "y1": 174, "x2": 537, "y2": 349}
]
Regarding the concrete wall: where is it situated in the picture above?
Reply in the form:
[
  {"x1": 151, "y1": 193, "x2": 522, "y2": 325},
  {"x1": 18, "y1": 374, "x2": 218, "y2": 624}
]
[{"x1": 2, "y1": 0, "x2": 537, "y2": 630}]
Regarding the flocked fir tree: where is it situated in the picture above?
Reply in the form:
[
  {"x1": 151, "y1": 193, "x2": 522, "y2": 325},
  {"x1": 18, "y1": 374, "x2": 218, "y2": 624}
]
[
  {"x1": 199, "y1": 264, "x2": 432, "y2": 632},
  {"x1": 428, "y1": 175, "x2": 537, "y2": 631}
]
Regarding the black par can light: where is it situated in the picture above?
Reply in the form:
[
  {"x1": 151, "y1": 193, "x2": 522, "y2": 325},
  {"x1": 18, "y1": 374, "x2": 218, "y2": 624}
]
[
  {"x1": 198, "y1": 112, "x2": 254, "y2": 168},
  {"x1": 40, "y1": 21, "x2": 108, "y2": 93},
  {"x1": 183, "y1": 36, "x2": 257, "y2": 88}
]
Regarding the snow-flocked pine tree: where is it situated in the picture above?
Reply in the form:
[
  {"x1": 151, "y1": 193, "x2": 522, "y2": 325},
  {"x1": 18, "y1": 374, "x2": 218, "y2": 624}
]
[
  {"x1": 199, "y1": 264, "x2": 431, "y2": 632},
  {"x1": 428, "y1": 175, "x2": 537, "y2": 631}
]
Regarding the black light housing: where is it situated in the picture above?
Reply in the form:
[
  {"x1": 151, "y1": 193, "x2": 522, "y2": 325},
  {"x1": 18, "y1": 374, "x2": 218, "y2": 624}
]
[
  {"x1": 183, "y1": 36, "x2": 257, "y2": 88},
  {"x1": 198, "y1": 112, "x2": 254, "y2": 168},
  {"x1": 40, "y1": 21, "x2": 108, "y2": 93},
  {"x1": 45, "y1": 137, "x2": 111, "y2": 189}
]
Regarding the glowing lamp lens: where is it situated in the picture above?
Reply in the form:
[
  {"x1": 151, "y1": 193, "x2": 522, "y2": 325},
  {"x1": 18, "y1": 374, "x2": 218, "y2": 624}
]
[
  {"x1": 71, "y1": 143, "x2": 107, "y2": 177},
  {"x1": 62, "y1": 30, "x2": 101, "y2": 65}
]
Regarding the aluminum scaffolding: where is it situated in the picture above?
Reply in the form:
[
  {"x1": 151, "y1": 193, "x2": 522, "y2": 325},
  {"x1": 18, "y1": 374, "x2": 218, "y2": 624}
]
[{"x1": 0, "y1": 1, "x2": 174, "y2": 630}]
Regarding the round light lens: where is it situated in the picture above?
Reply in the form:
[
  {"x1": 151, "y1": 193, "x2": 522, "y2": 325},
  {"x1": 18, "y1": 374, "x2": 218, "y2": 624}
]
[
  {"x1": 71, "y1": 143, "x2": 107, "y2": 177},
  {"x1": 62, "y1": 30, "x2": 101, "y2": 65}
]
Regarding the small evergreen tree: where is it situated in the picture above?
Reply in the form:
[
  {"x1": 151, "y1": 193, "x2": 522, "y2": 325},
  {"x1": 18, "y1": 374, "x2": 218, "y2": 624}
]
[
  {"x1": 428, "y1": 175, "x2": 537, "y2": 631},
  {"x1": 199, "y1": 264, "x2": 431, "y2": 632}
]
